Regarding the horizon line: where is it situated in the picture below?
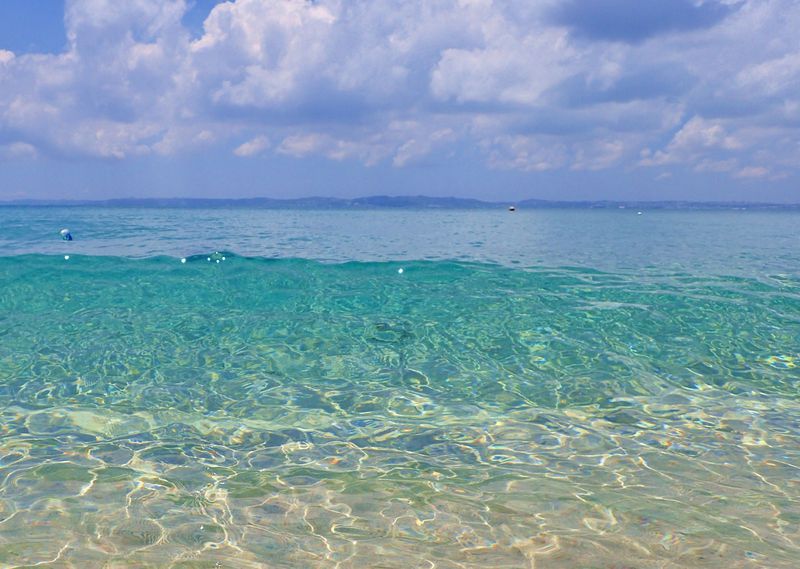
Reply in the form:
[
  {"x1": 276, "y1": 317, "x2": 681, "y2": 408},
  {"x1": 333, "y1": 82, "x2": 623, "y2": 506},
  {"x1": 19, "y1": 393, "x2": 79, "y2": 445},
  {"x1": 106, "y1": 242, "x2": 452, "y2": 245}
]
[{"x1": 2, "y1": 195, "x2": 800, "y2": 208}]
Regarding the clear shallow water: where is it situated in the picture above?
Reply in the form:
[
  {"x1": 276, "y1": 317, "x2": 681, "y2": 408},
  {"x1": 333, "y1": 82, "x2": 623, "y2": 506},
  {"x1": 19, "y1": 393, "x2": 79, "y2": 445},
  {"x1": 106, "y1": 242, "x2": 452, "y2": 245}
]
[{"x1": 0, "y1": 208, "x2": 799, "y2": 568}]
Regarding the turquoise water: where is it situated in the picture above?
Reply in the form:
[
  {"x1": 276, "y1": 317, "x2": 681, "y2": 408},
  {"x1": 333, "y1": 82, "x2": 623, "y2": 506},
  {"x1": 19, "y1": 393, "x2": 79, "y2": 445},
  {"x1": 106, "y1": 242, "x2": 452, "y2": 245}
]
[{"x1": 0, "y1": 208, "x2": 799, "y2": 568}]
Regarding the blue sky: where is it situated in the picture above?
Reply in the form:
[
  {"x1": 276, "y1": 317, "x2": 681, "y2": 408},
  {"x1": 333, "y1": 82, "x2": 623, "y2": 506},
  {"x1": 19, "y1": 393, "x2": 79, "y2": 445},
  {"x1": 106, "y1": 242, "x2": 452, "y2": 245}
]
[{"x1": 0, "y1": 0, "x2": 798, "y2": 202}]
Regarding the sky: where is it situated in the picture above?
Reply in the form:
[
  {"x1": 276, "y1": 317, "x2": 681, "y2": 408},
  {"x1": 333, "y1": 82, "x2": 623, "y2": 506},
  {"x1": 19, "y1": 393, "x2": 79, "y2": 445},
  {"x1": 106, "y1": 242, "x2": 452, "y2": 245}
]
[{"x1": 0, "y1": 0, "x2": 799, "y2": 202}]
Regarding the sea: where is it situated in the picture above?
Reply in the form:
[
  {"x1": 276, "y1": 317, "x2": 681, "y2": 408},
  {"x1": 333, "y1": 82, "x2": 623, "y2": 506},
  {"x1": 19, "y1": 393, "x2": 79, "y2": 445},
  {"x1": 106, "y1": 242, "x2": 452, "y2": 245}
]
[{"x1": 0, "y1": 206, "x2": 798, "y2": 568}]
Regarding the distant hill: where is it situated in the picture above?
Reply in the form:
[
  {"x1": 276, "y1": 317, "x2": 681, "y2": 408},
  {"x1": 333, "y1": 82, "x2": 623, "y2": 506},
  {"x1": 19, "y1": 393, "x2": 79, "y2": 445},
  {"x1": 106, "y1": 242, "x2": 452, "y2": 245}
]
[
  {"x1": 2, "y1": 195, "x2": 798, "y2": 210},
  {"x1": 1, "y1": 195, "x2": 492, "y2": 209}
]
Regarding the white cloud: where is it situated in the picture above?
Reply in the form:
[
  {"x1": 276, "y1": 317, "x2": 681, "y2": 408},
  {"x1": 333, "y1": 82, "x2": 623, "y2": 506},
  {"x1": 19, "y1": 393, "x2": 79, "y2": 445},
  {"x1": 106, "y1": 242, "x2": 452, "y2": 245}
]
[
  {"x1": 431, "y1": 28, "x2": 574, "y2": 105},
  {"x1": 392, "y1": 128, "x2": 455, "y2": 167},
  {"x1": 640, "y1": 117, "x2": 742, "y2": 167},
  {"x1": 735, "y1": 166, "x2": 769, "y2": 179},
  {"x1": 694, "y1": 158, "x2": 738, "y2": 173},
  {"x1": 0, "y1": 142, "x2": 38, "y2": 160},
  {"x1": 483, "y1": 135, "x2": 569, "y2": 172},
  {"x1": 277, "y1": 133, "x2": 328, "y2": 158},
  {"x1": 276, "y1": 132, "x2": 386, "y2": 163},
  {"x1": 152, "y1": 127, "x2": 215, "y2": 155},
  {"x1": 571, "y1": 139, "x2": 626, "y2": 171},
  {"x1": 233, "y1": 135, "x2": 269, "y2": 157},
  {"x1": 196, "y1": 0, "x2": 338, "y2": 107},
  {"x1": 0, "y1": 0, "x2": 797, "y2": 184},
  {"x1": 737, "y1": 53, "x2": 800, "y2": 96}
]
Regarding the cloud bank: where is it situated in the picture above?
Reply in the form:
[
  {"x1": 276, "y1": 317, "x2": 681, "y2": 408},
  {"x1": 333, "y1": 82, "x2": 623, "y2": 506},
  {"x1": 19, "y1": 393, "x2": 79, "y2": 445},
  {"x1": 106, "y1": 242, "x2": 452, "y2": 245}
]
[{"x1": 0, "y1": 0, "x2": 798, "y2": 185}]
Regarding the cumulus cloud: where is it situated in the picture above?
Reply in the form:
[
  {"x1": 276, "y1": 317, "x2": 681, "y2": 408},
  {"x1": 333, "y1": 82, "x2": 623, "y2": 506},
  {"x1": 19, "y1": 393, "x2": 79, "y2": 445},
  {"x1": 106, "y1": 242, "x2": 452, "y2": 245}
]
[
  {"x1": 233, "y1": 135, "x2": 269, "y2": 157},
  {"x1": 0, "y1": 0, "x2": 798, "y2": 185},
  {"x1": 640, "y1": 116, "x2": 742, "y2": 167},
  {"x1": 276, "y1": 132, "x2": 388, "y2": 164},
  {"x1": 430, "y1": 28, "x2": 574, "y2": 106},
  {"x1": 393, "y1": 128, "x2": 456, "y2": 167}
]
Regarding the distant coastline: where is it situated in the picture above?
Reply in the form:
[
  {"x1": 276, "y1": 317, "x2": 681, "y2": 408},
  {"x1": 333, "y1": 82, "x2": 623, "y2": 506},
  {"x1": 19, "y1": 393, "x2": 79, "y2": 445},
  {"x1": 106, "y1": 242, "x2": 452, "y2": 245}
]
[{"x1": 1, "y1": 195, "x2": 799, "y2": 210}]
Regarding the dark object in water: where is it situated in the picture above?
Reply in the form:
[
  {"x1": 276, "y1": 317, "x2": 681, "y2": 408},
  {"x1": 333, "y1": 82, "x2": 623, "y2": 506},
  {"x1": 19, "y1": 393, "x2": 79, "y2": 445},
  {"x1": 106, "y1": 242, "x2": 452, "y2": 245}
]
[
  {"x1": 508, "y1": 206, "x2": 516, "y2": 212},
  {"x1": 60, "y1": 228, "x2": 73, "y2": 241}
]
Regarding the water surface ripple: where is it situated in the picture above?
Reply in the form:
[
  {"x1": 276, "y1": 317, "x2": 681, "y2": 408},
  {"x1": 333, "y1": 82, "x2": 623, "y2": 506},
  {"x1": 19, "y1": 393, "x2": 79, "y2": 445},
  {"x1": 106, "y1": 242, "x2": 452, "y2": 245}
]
[
  {"x1": 0, "y1": 251, "x2": 798, "y2": 568},
  {"x1": 2, "y1": 207, "x2": 799, "y2": 276}
]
